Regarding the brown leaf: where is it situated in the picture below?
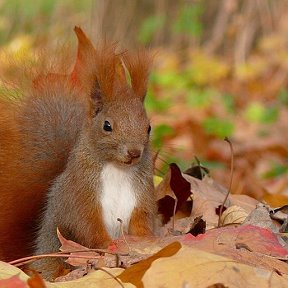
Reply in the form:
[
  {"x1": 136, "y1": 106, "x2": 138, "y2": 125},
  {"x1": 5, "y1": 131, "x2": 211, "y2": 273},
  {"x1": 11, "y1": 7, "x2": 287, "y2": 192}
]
[
  {"x1": 183, "y1": 174, "x2": 258, "y2": 228},
  {"x1": 57, "y1": 228, "x2": 102, "y2": 267},
  {"x1": 184, "y1": 157, "x2": 209, "y2": 179},
  {"x1": 179, "y1": 224, "x2": 288, "y2": 274},
  {"x1": 57, "y1": 228, "x2": 89, "y2": 252},
  {"x1": 220, "y1": 205, "x2": 248, "y2": 226},
  {"x1": 141, "y1": 244, "x2": 288, "y2": 287},
  {"x1": 118, "y1": 242, "x2": 181, "y2": 288},
  {"x1": 187, "y1": 216, "x2": 206, "y2": 236},
  {"x1": 243, "y1": 203, "x2": 279, "y2": 233}
]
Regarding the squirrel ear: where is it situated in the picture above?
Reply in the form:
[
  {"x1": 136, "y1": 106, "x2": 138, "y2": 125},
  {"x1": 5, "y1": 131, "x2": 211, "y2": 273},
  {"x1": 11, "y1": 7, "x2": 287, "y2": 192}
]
[
  {"x1": 71, "y1": 26, "x2": 97, "y2": 88},
  {"x1": 122, "y1": 50, "x2": 152, "y2": 102},
  {"x1": 72, "y1": 27, "x2": 104, "y2": 115}
]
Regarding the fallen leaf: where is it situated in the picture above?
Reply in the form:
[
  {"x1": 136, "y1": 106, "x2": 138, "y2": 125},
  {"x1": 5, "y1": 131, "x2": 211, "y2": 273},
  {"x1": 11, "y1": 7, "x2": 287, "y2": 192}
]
[
  {"x1": 243, "y1": 203, "x2": 279, "y2": 233},
  {"x1": 280, "y1": 218, "x2": 288, "y2": 233},
  {"x1": 184, "y1": 158, "x2": 209, "y2": 179},
  {"x1": 55, "y1": 268, "x2": 129, "y2": 288},
  {"x1": 0, "y1": 275, "x2": 27, "y2": 288},
  {"x1": 157, "y1": 163, "x2": 191, "y2": 224},
  {"x1": 183, "y1": 174, "x2": 229, "y2": 227},
  {"x1": 0, "y1": 261, "x2": 29, "y2": 284},
  {"x1": 141, "y1": 245, "x2": 288, "y2": 288},
  {"x1": 118, "y1": 242, "x2": 181, "y2": 288},
  {"x1": 178, "y1": 224, "x2": 288, "y2": 274},
  {"x1": 0, "y1": 261, "x2": 129, "y2": 288},
  {"x1": 229, "y1": 194, "x2": 259, "y2": 213},
  {"x1": 57, "y1": 228, "x2": 101, "y2": 267},
  {"x1": 263, "y1": 184, "x2": 288, "y2": 206},
  {"x1": 220, "y1": 205, "x2": 248, "y2": 226},
  {"x1": 187, "y1": 216, "x2": 206, "y2": 236},
  {"x1": 183, "y1": 174, "x2": 259, "y2": 228}
]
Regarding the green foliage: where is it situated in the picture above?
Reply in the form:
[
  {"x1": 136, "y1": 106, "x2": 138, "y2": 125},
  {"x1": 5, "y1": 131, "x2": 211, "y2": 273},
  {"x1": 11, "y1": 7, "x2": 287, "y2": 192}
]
[
  {"x1": 263, "y1": 164, "x2": 288, "y2": 178},
  {"x1": 0, "y1": 0, "x2": 91, "y2": 43},
  {"x1": 234, "y1": 58, "x2": 267, "y2": 81},
  {"x1": 159, "y1": 155, "x2": 190, "y2": 175},
  {"x1": 278, "y1": 88, "x2": 288, "y2": 106},
  {"x1": 152, "y1": 124, "x2": 174, "y2": 149},
  {"x1": 244, "y1": 102, "x2": 279, "y2": 124},
  {"x1": 152, "y1": 70, "x2": 188, "y2": 89},
  {"x1": 202, "y1": 117, "x2": 234, "y2": 138},
  {"x1": 222, "y1": 93, "x2": 236, "y2": 113},
  {"x1": 138, "y1": 15, "x2": 165, "y2": 44},
  {"x1": 172, "y1": 2, "x2": 203, "y2": 37},
  {"x1": 185, "y1": 87, "x2": 214, "y2": 108},
  {"x1": 145, "y1": 87, "x2": 171, "y2": 113},
  {"x1": 200, "y1": 160, "x2": 226, "y2": 170},
  {"x1": 186, "y1": 52, "x2": 229, "y2": 86}
]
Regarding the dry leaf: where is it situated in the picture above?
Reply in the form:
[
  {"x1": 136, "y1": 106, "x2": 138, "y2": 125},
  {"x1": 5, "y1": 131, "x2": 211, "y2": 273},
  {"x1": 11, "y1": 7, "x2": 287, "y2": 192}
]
[
  {"x1": 243, "y1": 203, "x2": 279, "y2": 233},
  {"x1": 229, "y1": 194, "x2": 259, "y2": 212},
  {"x1": 141, "y1": 245, "x2": 288, "y2": 288},
  {"x1": 183, "y1": 174, "x2": 229, "y2": 227},
  {"x1": 0, "y1": 261, "x2": 29, "y2": 284},
  {"x1": 182, "y1": 174, "x2": 259, "y2": 228},
  {"x1": 220, "y1": 205, "x2": 248, "y2": 226},
  {"x1": 118, "y1": 242, "x2": 181, "y2": 288},
  {"x1": 0, "y1": 275, "x2": 27, "y2": 288},
  {"x1": 54, "y1": 268, "x2": 129, "y2": 288},
  {"x1": 187, "y1": 216, "x2": 206, "y2": 236},
  {"x1": 178, "y1": 224, "x2": 288, "y2": 274},
  {"x1": 0, "y1": 261, "x2": 129, "y2": 288},
  {"x1": 157, "y1": 163, "x2": 191, "y2": 224},
  {"x1": 57, "y1": 228, "x2": 102, "y2": 267}
]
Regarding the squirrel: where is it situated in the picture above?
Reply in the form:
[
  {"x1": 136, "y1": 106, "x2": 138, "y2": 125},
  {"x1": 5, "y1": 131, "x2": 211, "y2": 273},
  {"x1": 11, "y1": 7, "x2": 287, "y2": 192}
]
[{"x1": 0, "y1": 27, "x2": 156, "y2": 280}]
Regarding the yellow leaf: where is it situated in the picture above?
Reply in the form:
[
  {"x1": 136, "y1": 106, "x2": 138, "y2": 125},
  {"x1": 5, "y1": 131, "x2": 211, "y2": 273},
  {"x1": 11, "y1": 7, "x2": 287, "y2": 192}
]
[
  {"x1": 220, "y1": 205, "x2": 248, "y2": 226},
  {"x1": 141, "y1": 246, "x2": 288, "y2": 287}
]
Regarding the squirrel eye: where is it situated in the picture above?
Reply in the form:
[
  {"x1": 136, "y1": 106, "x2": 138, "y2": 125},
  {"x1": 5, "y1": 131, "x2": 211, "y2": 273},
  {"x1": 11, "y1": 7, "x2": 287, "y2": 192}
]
[
  {"x1": 148, "y1": 125, "x2": 151, "y2": 134},
  {"x1": 103, "y1": 120, "x2": 112, "y2": 132}
]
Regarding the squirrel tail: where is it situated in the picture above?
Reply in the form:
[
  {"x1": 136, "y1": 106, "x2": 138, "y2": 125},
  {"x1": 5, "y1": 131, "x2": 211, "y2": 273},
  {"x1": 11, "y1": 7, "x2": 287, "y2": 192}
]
[
  {"x1": 0, "y1": 27, "x2": 95, "y2": 261},
  {"x1": 0, "y1": 80, "x2": 89, "y2": 261}
]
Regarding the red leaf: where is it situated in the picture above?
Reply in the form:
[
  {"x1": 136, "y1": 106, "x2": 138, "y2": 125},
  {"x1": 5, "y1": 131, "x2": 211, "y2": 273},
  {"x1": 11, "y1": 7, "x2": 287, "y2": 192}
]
[
  {"x1": 157, "y1": 163, "x2": 191, "y2": 224},
  {"x1": 169, "y1": 163, "x2": 191, "y2": 205},
  {"x1": 0, "y1": 275, "x2": 27, "y2": 288}
]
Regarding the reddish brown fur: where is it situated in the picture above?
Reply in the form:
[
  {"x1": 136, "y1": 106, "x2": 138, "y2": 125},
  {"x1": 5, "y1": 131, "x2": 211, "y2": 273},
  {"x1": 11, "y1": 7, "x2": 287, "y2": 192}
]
[
  {"x1": 122, "y1": 50, "x2": 152, "y2": 100},
  {"x1": 0, "y1": 27, "x2": 155, "y2": 271}
]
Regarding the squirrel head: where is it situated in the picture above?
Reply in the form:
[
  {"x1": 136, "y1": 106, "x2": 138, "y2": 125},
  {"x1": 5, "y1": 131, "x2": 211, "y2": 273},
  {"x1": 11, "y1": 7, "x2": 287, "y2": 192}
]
[{"x1": 73, "y1": 27, "x2": 153, "y2": 167}]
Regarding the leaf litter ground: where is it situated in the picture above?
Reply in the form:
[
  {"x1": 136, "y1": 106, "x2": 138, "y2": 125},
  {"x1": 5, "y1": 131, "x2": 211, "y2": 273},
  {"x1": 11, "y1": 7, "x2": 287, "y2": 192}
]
[{"x1": 1, "y1": 163, "x2": 288, "y2": 287}]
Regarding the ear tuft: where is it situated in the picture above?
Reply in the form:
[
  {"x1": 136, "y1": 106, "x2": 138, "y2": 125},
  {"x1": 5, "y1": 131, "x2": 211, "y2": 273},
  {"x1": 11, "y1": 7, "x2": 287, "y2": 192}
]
[
  {"x1": 71, "y1": 26, "x2": 97, "y2": 86},
  {"x1": 122, "y1": 50, "x2": 153, "y2": 101}
]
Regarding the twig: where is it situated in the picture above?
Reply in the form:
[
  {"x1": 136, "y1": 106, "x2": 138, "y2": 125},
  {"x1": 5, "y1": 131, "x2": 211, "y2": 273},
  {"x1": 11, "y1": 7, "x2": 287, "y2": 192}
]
[
  {"x1": 117, "y1": 218, "x2": 131, "y2": 254},
  {"x1": 172, "y1": 197, "x2": 178, "y2": 231},
  {"x1": 9, "y1": 249, "x2": 129, "y2": 267},
  {"x1": 10, "y1": 254, "x2": 99, "y2": 267},
  {"x1": 218, "y1": 137, "x2": 234, "y2": 227},
  {"x1": 96, "y1": 267, "x2": 124, "y2": 288}
]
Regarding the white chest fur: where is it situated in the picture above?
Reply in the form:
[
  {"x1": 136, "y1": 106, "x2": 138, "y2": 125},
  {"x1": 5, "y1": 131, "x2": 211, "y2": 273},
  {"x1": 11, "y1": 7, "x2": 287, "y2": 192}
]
[{"x1": 100, "y1": 163, "x2": 136, "y2": 239}]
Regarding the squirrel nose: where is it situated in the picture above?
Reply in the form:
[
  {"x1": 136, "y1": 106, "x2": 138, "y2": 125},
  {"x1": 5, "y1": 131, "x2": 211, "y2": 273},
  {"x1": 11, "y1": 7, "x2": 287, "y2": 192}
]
[{"x1": 127, "y1": 149, "x2": 141, "y2": 159}]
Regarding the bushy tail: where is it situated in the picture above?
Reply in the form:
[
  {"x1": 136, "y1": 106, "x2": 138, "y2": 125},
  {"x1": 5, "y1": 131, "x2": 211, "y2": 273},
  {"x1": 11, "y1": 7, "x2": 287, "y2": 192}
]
[
  {"x1": 0, "y1": 26, "x2": 97, "y2": 261},
  {"x1": 0, "y1": 78, "x2": 89, "y2": 260}
]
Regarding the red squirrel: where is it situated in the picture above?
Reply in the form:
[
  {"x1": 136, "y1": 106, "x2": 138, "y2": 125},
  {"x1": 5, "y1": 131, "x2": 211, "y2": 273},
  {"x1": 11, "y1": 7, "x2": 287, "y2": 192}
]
[{"x1": 0, "y1": 27, "x2": 156, "y2": 279}]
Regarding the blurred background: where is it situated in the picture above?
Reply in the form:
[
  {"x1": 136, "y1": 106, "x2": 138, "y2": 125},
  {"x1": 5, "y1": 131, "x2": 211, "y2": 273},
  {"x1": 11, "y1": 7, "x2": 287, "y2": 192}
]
[{"x1": 0, "y1": 0, "x2": 287, "y2": 205}]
